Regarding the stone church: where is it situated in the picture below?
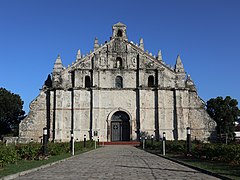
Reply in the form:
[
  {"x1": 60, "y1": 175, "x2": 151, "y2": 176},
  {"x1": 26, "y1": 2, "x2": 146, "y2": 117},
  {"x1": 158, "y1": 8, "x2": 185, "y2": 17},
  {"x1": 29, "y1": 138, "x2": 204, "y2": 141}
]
[{"x1": 19, "y1": 22, "x2": 215, "y2": 142}]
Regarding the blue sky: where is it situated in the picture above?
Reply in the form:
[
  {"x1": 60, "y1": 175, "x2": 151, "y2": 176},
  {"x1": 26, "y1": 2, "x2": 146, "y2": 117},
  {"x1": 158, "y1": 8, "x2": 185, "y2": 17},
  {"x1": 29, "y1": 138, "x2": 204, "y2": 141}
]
[{"x1": 0, "y1": 0, "x2": 240, "y2": 113}]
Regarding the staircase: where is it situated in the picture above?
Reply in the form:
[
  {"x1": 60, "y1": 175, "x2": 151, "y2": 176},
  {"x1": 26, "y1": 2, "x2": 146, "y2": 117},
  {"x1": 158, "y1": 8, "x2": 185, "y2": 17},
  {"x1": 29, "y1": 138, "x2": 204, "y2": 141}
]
[{"x1": 99, "y1": 141, "x2": 140, "y2": 146}]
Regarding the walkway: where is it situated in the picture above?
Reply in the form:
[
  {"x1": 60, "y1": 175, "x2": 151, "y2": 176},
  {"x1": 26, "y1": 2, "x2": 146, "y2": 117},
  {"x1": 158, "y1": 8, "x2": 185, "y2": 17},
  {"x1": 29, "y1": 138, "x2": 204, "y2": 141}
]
[{"x1": 15, "y1": 145, "x2": 219, "y2": 180}]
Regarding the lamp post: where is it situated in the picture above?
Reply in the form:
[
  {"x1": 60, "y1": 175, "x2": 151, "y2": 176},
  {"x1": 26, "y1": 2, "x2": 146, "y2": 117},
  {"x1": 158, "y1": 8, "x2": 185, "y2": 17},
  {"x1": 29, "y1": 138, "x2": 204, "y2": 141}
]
[
  {"x1": 162, "y1": 132, "x2": 166, "y2": 156},
  {"x1": 84, "y1": 134, "x2": 86, "y2": 148},
  {"x1": 186, "y1": 127, "x2": 191, "y2": 154},
  {"x1": 42, "y1": 127, "x2": 48, "y2": 156}
]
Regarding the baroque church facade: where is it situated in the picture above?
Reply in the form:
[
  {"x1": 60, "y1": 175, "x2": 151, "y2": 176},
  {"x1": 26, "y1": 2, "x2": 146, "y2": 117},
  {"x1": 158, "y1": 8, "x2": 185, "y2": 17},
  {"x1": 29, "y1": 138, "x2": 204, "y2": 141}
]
[{"x1": 19, "y1": 22, "x2": 215, "y2": 142}]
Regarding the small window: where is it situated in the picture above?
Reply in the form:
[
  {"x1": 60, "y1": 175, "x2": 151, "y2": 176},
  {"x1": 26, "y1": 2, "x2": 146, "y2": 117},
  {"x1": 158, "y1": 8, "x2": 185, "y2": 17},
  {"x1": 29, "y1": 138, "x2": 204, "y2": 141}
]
[
  {"x1": 116, "y1": 57, "x2": 122, "y2": 68},
  {"x1": 148, "y1": 75, "x2": 155, "y2": 87},
  {"x1": 117, "y1": 29, "x2": 123, "y2": 37},
  {"x1": 85, "y1": 76, "x2": 91, "y2": 88},
  {"x1": 115, "y1": 76, "x2": 123, "y2": 88}
]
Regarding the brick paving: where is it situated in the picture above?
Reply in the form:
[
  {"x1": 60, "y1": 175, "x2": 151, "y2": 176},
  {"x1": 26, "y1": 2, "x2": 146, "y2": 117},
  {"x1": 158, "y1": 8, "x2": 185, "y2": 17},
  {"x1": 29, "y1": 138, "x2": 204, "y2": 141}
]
[{"x1": 14, "y1": 145, "x2": 219, "y2": 180}]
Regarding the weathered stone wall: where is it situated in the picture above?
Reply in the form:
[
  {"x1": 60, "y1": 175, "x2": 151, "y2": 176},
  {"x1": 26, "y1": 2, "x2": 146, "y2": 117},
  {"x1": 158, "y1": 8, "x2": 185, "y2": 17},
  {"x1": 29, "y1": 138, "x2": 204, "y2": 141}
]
[{"x1": 19, "y1": 91, "x2": 47, "y2": 142}]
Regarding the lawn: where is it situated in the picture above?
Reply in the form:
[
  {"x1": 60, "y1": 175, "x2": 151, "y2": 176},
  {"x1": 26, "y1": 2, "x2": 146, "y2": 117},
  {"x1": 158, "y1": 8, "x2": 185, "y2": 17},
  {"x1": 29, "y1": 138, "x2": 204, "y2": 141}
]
[
  {"x1": 0, "y1": 143, "x2": 96, "y2": 178},
  {"x1": 166, "y1": 153, "x2": 240, "y2": 180}
]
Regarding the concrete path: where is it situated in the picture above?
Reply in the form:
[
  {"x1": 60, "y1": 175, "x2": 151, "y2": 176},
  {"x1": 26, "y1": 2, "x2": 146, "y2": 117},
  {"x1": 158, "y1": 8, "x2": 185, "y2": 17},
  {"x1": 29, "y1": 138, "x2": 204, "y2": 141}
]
[{"x1": 14, "y1": 146, "x2": 219, "y2": 180}]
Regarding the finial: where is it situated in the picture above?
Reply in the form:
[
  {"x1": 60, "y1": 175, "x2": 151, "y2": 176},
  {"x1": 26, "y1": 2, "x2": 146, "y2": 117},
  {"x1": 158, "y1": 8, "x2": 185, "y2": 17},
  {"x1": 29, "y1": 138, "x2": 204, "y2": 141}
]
[
  {"x1": 175, "y1": 55, "x2": 185, "y2": 73},
  {"x1": 76, "y1": 49, "x2": 81, "y2": 59},
  {"x1": 53, "y1": 54, "x2": 63, "y2": 72},
  {"x1": 157, "y1": 50, "x2": 162, "y2": 61},
  {"x1": 55, "y1": 54, "x2": 62, "y2": 64},
  {"x1": 139, "y1": 38, "x2": 144, "y2": 50},
  {"x1": 94, "y1": 37, "x2": 99, "y2": 51},
  {"x1": 176, "y1": 55, "x2": 182, "y2": 63}
]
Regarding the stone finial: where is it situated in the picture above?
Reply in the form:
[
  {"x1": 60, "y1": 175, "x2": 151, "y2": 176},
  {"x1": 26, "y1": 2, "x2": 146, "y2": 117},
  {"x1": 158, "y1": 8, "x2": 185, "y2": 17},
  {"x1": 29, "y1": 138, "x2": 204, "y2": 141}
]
[
  {"x1": 139, "y1": 38, "x2": 144, "y2": 50},
  {"x1": 53, "y1": 55, "x2": 64, "y2": 72},
  {"x1": 76, "y1": 49, "x2": 81, "y2": 59},
  {"x1": 94, "y1": 37, "x2": 99, "y2": 51},
  {"x1": 175, "y1": 55, "x2": 185, "y2": 73},
  {"x1": 157, "y1": 50, "x2": 163, "y2": 61}
]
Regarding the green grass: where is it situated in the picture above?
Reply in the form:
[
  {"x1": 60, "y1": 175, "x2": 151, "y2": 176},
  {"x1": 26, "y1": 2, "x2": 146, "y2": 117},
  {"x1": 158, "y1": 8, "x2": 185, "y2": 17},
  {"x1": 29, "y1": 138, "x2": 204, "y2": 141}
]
[
  {"x1": 145, "y1": 148, "x2": 240, "y2": 180},
  {"x1": 168, "y1": 155, "x2": 240, "y2": 180},
  {"x1": 0, "y1": 147, "x2": 95, "y2": 178}
]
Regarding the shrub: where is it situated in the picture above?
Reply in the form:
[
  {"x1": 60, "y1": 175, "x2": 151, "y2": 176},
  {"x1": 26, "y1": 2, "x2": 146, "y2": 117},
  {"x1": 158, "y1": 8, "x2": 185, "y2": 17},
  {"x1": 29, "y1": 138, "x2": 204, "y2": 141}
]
[
  {"x1": 0, "y1": 140, "x2": 95, "y2": 166},
  {"x1": 0, "y1": 145, "x2": 18, "y2": 164},
  {"x1": 166, "y1": 140, "x2": 185, "y2": 154},
  {"x1": 16, "y1": 143, "x2": 41, "y2": 160},
  {"x1": 147, "y1": 140, "x2": 240, "y2": 164},
  {"x1": 48, "y1": 142, "x2": 70, "y2": 156}
]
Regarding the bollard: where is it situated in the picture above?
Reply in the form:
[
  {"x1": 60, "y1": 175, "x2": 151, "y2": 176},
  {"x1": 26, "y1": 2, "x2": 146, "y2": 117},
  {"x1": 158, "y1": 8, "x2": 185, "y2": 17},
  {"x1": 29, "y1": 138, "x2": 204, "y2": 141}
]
[
  {"x1": 71, "y1": 132, "x2": 74, "y2": 156},
  {"x1": 142, "y1": 137, "x2": 145, "y2": 150},
  {"x1": 151, "y1": 134, "x2": 154, "y2": 148},
  {"x1": 162, "y1": 132, "x2": 166, "y2": 156},
  {"x1": 145, "y1": 136, "x2": 147, "y2": 148},
  {"x1": 42, "y1": 127, "x2": 48, "y2": 156},
  {"x1": 84, "y1": 134, "x2": 86, "y2": 148},
  {"x1": 186, "y1": 127, "x2": 191, "y2": 154}
]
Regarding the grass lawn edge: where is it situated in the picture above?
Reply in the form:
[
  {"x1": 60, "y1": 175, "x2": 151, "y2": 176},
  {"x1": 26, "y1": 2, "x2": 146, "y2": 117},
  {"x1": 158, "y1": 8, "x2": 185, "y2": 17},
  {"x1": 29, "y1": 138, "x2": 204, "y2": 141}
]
[
  {"x1": 144, "y1": 149, "x2": 232, "y2": 180},
  {"x1": 0, "y1": 147, "x2": 97, "y2": 180}
]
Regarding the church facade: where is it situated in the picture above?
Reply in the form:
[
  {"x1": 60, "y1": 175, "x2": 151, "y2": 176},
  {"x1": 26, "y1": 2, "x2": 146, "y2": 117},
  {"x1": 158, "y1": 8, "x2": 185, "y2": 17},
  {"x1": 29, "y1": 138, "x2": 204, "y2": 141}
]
[{"x1": 19, "y1": 22, "x2": 215, "y2": 142}]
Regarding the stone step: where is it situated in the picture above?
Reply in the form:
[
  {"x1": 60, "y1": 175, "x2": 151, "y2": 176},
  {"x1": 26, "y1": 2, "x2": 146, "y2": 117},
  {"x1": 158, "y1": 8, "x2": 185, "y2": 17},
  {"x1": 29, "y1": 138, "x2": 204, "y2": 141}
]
[{"x1": 99, "y1": 141, "x2": 140, "y2": 146}]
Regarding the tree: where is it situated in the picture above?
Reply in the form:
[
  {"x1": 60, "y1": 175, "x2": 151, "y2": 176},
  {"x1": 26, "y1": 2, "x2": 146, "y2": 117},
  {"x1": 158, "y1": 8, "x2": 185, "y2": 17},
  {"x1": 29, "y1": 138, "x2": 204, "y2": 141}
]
[
  {"x1": 0, "y1": 88, "x2": 25, "y2": 136},
  {"x1": 206, "y1": 96, "x2": 240, "y2": 138}
]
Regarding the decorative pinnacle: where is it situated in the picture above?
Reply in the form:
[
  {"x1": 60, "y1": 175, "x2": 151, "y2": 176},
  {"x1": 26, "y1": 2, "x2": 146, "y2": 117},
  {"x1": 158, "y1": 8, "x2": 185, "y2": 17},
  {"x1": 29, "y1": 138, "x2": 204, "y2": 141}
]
[
  {"x1": 139, "y1": 38, "x2": 144, "y2": 51},
  {"x1": 175, "y1": 55, "x2": 185, "y2": 73},
  {"x1": 53, "y1": 54, "x2": 63, "y2": 72},
  {"x1": 94, "y1": 37, "x2": 99, "y2": 51},
  {"x1": 76, "y1": 49, "x2": 81, "y2": 59},
  {"x1": 55, "y1": 55, "x2": 62, "y2": 64},
  {"x1": 157, "y1": 50, "x2": 162, "y2": 61}
]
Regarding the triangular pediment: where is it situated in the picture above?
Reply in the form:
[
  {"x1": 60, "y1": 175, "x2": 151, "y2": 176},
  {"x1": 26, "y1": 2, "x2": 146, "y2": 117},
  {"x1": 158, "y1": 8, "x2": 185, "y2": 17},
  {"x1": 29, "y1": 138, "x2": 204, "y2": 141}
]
[{"x1": 65, "y1": 37, "x2": 174, "y2": 73}]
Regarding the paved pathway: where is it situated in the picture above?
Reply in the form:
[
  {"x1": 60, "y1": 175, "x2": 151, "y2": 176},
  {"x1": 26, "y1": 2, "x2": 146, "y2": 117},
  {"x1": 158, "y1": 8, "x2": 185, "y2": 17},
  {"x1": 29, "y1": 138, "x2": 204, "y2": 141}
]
[{"x1": 15, "y1": 146, "x2": 219, "y2": 180}]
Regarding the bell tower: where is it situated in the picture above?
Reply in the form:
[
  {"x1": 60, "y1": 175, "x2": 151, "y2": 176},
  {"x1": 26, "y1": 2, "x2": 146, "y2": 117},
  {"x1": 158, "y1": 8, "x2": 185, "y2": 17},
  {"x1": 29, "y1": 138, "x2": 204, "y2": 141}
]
[{"x1": 112, "y1": 22, "x2": 127, "y2": 40}]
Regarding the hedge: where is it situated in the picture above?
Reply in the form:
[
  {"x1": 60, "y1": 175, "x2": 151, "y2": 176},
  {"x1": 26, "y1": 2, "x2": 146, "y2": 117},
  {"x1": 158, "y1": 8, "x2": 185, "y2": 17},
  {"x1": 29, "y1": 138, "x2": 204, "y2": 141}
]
[
  {"x1": 145, "y1": 140, "x2": 240, "y2": 164},
  {"x1": 0, "y1": 141, "x2": 94, "y2": 166}
]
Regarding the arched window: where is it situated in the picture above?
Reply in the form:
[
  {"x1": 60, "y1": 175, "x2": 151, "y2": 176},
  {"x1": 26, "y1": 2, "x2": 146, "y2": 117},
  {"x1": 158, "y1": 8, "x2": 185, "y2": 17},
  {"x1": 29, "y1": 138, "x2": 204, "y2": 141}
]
[
  {"x1": 116, "y1": 57, "x2": 122, "y2": 68},
  {"x1": 148, "y1": 75, "x2": 155, "y2": 87},
  {"x1": 115, "y1": 76, "x2": 123, "y2": 88},
  {"x1": 117, "y1": 29, "x2": 123, "y2": 37},
  {"x1": 85, "y1": 76, "x2": 91, "y2": 88}
]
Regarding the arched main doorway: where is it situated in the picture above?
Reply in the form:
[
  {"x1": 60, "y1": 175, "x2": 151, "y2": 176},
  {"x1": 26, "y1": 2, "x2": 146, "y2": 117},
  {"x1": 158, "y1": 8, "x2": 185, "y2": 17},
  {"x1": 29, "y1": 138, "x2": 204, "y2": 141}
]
[{"x1": 111, "y1": 111, "x2": 130, "y2": 141}]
